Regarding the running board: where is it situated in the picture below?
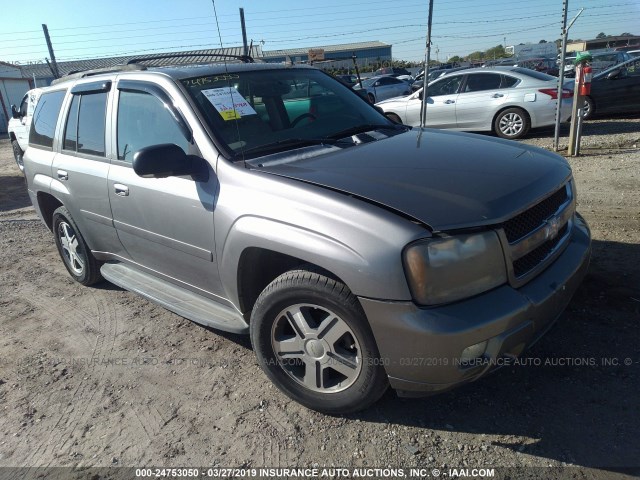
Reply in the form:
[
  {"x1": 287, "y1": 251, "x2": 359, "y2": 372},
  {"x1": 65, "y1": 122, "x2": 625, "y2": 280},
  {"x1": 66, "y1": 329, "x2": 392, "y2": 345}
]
[{"x1": 100, "y1": 263, "x2": 249, "y2": 334}]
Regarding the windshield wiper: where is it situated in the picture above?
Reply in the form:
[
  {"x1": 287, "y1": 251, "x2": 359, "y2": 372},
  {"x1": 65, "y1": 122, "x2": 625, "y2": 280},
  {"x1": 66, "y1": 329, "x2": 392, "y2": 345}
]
[
  {"x1": 238, "y1": 138, "x2": 339, "y2": 158},
  {"x1": 327, "y1": 123, "x2": 407, "y2": 140}
]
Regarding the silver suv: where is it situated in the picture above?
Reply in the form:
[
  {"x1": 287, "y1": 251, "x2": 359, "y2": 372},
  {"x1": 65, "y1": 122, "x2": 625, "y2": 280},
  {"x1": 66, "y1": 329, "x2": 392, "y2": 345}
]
[{"x1": 23, "y1": 59, "x2": 591, "y2": 413}]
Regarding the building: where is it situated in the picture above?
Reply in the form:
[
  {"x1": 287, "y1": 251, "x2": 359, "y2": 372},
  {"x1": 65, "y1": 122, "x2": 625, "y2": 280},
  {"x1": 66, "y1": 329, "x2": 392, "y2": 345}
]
[
  {"x1": 567, "y1": 35, "x2": 639, "y2": 53},
  {"x1": 0, "y1": 61, "x2": 31, "y2": 133},
  {"x1": 261, "y1": 41, "x2": 392, "y2": 69}
]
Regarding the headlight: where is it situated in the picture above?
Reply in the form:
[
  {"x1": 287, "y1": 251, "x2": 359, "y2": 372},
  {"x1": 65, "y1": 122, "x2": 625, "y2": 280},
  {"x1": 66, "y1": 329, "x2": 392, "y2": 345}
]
[{"x1": 403, "y1": 231, "x2": 507, "y2": 305}]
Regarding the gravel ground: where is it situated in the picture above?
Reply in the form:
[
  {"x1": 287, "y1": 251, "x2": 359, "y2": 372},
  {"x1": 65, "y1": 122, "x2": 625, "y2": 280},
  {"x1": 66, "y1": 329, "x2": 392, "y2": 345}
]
[{"x1": 0, "y1": 118, "x2": 638, "y2": 480}]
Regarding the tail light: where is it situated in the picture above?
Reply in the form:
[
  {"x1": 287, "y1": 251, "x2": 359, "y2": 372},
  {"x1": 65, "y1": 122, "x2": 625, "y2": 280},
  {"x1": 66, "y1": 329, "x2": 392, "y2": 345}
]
[{"x1": 538, "y1": 88, "x2": 573, "y2": 99}]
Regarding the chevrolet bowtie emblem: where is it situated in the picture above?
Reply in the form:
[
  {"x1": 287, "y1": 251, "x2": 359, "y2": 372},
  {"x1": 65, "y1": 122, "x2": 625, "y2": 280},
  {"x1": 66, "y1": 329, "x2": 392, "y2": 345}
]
[{"x1": 545, "y1": 216, "x2": 560, "y2": 240}]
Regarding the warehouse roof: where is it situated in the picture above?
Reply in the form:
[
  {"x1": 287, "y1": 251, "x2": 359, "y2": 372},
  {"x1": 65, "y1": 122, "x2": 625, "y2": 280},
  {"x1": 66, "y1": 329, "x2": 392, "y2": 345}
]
[{"x1": 262, "y1": 41, "x2": 390, "y2": 58}]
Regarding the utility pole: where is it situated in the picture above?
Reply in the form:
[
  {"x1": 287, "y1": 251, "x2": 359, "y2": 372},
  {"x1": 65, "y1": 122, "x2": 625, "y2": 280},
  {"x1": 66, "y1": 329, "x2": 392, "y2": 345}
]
[
  {"x1": 42, "y1": 24, "x2": 60, "y2": 79},
  {"x1": 419, "y1": 0, "x2": 435, "y2": 129},
  {"x1": 553, "y1": 4, "x2": 583, "y2": 151},
  {"x1": 239, "y1": 8, "x2": 249, "y2": 58}
]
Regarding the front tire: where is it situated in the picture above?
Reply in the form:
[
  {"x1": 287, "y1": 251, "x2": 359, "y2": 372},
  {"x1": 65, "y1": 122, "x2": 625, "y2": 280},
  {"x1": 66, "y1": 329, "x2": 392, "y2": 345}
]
[
  {"x1": 367, "y1": 93, "x2": 376, "y2": 104},
  {"x1": 494, "y1": 107, "x2": 530, "y2": 139},
  {"x1": 12, "y1": 140, "x2": 24, "y2": 173},
  {"x1": 52, "y1": 206, "x2": 102, "y2": 286},
  {"x1": 250, "y1": 268, "x2": 388, "y2": 414}
]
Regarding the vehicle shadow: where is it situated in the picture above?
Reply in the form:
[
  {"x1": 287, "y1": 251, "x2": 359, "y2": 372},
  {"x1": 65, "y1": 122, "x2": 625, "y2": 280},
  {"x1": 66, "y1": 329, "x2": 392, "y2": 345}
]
[
  {"x1": 0, "y1": 174, "x2": 31, "y2": 212},
  {"x1": 350, "y1": 238, "x2": 639, "y2": 472}
]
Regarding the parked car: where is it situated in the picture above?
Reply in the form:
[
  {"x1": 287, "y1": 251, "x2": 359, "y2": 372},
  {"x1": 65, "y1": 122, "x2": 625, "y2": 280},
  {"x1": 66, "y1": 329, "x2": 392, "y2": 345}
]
[
  {"x1": 22, "y1": 61, "x2": 590, "y2": 414},
  {"x1": 628, "y1": 50, "x2": 640, "y2": 58},
  {"x1": 378, "y1": 66, "x2": 573, "y2": 139},
  {"x1": 516, "y1": 57, "x2": 559, "y2": 77},
  {"x1": 373, "y1": 66, "x2": 412, "y2": 77},
  {"x1": 582, "y1": 57, "x2": 640, "y2": 119},
  {"x1": 353, "y1": 75, "x2": 411, "y2": 103},
  {"x1": 7, "y1": 88, "x2": 43, "y2": 172}
]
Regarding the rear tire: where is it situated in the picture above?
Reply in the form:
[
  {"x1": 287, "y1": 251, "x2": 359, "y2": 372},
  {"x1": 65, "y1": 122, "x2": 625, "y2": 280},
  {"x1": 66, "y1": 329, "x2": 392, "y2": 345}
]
[
  {"x1": 494, "y1": 107, "x2": 530, "y2": 139},
  {"x1": 582, "y1": 96, "x2": 594, "y2": 120},
  {"x1": 250, "y1": 268, "x2": 388, "y2": 414},
  {"x1": 52, "y1": 206, "x2": 103, "y2": 286},
  {"x1": 12, "y1": 140, "x2": 24, "y2": 173}
]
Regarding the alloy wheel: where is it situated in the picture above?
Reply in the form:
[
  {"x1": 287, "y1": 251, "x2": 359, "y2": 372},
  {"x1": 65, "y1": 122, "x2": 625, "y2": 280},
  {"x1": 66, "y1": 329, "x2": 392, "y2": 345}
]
[
  {"x1": 499, "y1": 112, "x2": 524, "y2": 137},
  {"x1": 271, "y1": 303, "x2": 362, "y2": 393},
  {"x1": 58, "y1": 221, "x2": 85, "y2": 275}
]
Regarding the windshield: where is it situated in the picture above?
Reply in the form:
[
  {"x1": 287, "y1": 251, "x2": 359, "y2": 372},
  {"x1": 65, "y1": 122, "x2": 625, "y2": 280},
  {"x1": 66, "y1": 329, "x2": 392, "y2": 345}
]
[
  {"x1": 595, "y1": 57, "x2": 640, "y2": 79},
  {"x1": 182, "y1": 68, "x2": 394, "y2": 159}
]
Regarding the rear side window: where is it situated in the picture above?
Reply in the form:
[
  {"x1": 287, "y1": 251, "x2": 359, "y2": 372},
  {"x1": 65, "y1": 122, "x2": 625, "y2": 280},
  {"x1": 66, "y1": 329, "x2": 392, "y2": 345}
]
[
  {"x1": 29, "y1": 90, "x2": 66, "y2": 149},
  {"x1": 62, "y1": 92, "x2": 108, "y2": 156},
  {"x1": 117, "y1": 90, "x2": 189, "y2": 162},
  {"x1": 501, "y1": 75, "x2": 519, "y2": 88}
]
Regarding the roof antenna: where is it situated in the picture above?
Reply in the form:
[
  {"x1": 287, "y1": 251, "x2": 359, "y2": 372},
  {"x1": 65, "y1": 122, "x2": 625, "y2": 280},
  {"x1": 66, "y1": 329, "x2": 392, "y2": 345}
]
[{"x1": 211, "y1": 0, "x2": 246, "y2": 167}]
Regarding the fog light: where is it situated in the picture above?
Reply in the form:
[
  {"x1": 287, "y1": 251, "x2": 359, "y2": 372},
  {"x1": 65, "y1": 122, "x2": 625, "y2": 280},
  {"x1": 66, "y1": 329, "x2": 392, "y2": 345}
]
[{"x1": 460, "y1": 341, "x2": 488, "y2": 364}]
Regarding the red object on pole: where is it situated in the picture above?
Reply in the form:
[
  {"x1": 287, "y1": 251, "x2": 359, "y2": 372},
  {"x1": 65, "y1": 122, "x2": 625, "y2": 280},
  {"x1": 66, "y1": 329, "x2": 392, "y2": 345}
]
[{"x1": 579, "y1": 65, "x2": 592, "y2": 96}]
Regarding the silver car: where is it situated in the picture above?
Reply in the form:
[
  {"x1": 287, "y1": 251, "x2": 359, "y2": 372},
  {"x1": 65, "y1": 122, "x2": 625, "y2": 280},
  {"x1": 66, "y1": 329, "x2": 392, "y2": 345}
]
[
  {"x1": 353, "y1": 75, "x2": 411, "y2": 103},
  {"x1": 377, "y1": 66, "x2": 573, "y2": 139}
]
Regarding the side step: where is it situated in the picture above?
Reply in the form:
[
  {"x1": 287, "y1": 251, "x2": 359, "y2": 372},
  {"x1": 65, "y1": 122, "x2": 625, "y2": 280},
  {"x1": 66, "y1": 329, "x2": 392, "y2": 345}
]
[{"x1": 100, "y1": 263, "x2": 249, "y2": 334}]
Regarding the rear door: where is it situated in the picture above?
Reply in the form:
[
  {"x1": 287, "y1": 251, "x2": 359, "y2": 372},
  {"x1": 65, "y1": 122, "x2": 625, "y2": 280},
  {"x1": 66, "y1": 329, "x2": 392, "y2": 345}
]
[
  {"x1": 454, "y1": 72, "x2": 508, "y2": 130},
  {"x1": 107, "y1": 80, "x2": 223, "y2": 297},
  {"x1": 51, "y1": 81, "x2": 121, "y2": 254}
]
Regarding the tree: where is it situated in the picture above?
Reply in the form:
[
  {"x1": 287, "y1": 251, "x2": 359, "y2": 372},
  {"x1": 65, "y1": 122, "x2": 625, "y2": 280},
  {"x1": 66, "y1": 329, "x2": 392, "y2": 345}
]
[
  {"x1": 539, "y1": 39, "x2": 547, "y2": 43},
  {"x1": 596, "y1": 32, "x2": 607, "y2": 39},
  {"x1": 448, "y1": 55, "x2": 462, "y2": 63},
  {"x1": 620, "y1": 32, "x2": 634, "y2": 37}
]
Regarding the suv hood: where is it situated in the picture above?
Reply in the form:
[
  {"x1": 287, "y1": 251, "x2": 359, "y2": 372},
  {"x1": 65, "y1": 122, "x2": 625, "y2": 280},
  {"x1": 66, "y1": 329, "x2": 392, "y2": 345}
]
[{"x1": 257, "y1": 129, "x2": 571, "y2": 231}]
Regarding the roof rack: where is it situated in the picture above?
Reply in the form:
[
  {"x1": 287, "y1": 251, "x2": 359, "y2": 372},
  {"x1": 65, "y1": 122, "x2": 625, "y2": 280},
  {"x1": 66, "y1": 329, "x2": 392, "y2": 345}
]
[
  {"x1": 51, "y1": 64, "x2": 146, "y2": 85},
  {"x1": 126, "y1": 53, "x2": 255, "y2": 65}
]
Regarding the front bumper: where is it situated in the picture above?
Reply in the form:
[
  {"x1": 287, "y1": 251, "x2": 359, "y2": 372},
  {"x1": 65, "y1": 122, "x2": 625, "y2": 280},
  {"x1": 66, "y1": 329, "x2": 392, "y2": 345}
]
[{"x1": 359, "y1": 213, "x2": 591, "y2": 396}]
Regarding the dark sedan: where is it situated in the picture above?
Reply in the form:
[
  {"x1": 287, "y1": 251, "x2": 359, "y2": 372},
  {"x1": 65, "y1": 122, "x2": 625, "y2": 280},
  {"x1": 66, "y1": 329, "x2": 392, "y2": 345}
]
[{"x1": 583, "y1": 57, "x2": 640, "y2": 119}]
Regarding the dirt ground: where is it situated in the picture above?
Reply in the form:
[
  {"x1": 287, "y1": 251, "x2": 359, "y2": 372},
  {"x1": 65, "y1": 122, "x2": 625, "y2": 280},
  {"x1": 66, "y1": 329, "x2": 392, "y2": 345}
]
[{"x1": 0, "y1": 119, "x2": 638, "y2": 479}]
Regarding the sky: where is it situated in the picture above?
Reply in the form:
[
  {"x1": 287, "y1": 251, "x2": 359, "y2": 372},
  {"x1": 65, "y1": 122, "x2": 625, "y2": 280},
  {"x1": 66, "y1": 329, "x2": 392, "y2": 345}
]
[{"x1": 0, "y1": 0, "x2": 638, "y2": 66}]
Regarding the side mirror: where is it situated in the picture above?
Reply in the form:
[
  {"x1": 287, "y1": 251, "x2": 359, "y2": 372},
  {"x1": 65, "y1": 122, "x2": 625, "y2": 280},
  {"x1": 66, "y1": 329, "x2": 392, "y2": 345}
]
[
  {"x1": 133, "y1": 144, "x2": 206, "y2": 180},
  {"x1": 10, "y1": 105, "x2": 20, "y2": 119},
  {"x1": 374, "y1": 81, "x2": 381, "y2": 87}
]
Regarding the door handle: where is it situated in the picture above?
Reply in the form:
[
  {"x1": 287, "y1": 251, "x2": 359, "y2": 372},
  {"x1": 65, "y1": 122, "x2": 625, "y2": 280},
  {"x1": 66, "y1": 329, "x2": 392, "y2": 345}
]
[
  {"x1": 114, "y1": 184, "x2": 129, "y2": 196},
  {"x1": 57, "y1": 170, "x2": 68, "y2": 181},
  {"x1": 444, "y1": 99, "x2": 455, "y2": 104},
  {"x1": 492, "y1": 93, "x2": 505, "y2": 98}
]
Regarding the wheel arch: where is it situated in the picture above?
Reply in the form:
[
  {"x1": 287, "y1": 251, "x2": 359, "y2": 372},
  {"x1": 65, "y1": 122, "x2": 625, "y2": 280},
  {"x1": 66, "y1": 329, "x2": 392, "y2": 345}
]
[
  {"x1": 36, "y1": 192, "x2": 64, "y2": 231},
  {"x1": 221, "y1": 216, "x2": 380, "y2": 318}
]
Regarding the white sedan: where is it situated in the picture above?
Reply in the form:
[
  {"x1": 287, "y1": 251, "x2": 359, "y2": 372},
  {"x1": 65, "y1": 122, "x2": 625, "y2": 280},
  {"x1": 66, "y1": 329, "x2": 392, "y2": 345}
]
[{"x1": 376, "y1": 66, "x2": 573, "y2": 139}]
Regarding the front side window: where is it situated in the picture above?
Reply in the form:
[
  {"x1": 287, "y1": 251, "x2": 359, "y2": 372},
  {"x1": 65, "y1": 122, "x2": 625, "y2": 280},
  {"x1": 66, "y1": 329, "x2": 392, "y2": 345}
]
[
  {"x1": 429, "y1": 75, "x2": 463, "y2": 96},
  {"x1": 29, "y1": 90, "x2": 66, "y2": 149},
  {"x1": 117, "y1": 90, "x2": 189, "y2": 162},
  {"x1": 464, "y1": 73, "x2": 502, "y2": 92}
]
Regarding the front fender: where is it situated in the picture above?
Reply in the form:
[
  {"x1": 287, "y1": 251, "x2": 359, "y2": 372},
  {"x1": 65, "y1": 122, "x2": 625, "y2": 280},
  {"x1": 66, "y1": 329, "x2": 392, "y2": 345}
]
[{"x1": 220, "y1": 215, "x2": 409, "y2": 310}]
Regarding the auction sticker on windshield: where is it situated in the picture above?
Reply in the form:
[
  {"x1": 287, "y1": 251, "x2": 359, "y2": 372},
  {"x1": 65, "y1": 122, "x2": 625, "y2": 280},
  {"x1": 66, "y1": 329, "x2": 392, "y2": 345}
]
[{"x1": 202, "y1": 87, "x2": 257, "y2": 120}]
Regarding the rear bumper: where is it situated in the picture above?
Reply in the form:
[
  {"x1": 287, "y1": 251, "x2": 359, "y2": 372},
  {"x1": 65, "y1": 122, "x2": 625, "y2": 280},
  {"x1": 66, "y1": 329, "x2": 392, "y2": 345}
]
[{"x1": 359, "y1": 213, "x2": 591, "y2": 396}]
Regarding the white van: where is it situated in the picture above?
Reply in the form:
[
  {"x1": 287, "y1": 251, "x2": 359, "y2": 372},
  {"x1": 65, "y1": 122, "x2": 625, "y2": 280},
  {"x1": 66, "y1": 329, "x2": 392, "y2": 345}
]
[{"x1": 8, "y1": 88, "x2": 43, "y2": 172}]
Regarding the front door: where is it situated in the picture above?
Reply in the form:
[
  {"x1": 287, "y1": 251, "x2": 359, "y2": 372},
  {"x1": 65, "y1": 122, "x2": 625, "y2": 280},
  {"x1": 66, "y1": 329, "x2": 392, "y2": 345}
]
[
  {"x1": 107, "y1": 82, "x2": 224, "y2": 299},
  {"x1": 405, "y1": 74, "x2": 463, "y2": 127}
]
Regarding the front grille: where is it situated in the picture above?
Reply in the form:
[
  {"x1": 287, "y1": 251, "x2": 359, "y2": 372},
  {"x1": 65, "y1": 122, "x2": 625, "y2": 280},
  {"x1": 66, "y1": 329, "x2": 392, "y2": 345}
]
[
  {"x1": 503, "y1": 186, "x2": 568, "y2": 243},
  {"x1": 513, "y1": 224, "x2": 568, "y2": 277}
]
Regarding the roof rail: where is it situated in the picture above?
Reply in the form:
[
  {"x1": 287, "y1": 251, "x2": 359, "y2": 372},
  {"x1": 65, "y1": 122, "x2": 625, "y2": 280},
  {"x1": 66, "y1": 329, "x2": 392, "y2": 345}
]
[
  {"x1": 51, "y1": 64, "x2": 146, "y2": 85},
  {"x1": 125, "y1": 53, "x2": 255, "y2": 65}
]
